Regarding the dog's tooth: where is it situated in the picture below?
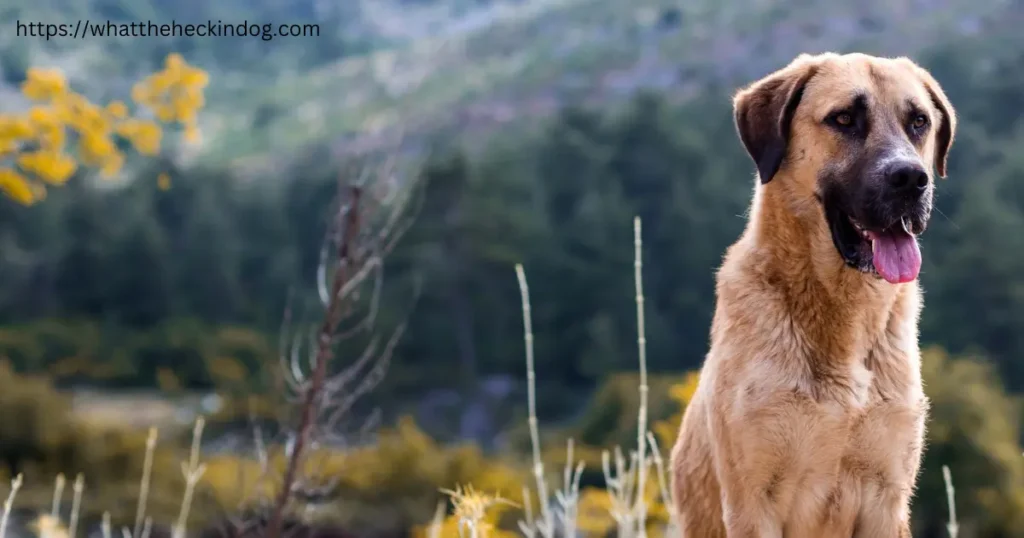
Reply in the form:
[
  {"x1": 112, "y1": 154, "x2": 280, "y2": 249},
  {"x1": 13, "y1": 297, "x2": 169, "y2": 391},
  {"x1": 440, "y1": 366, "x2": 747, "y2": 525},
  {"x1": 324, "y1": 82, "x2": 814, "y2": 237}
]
[{"x1": 901, "y1": 217, "x2": 912, "y2": 234}]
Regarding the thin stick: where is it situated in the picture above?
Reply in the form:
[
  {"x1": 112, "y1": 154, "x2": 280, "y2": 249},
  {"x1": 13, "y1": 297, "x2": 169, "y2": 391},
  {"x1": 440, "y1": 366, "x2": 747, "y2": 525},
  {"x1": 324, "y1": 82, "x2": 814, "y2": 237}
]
[
  {"x1": 51, "y1": 474, "x2": 66, "y2": 519},
  {"x1": 68, "y1": 474, "x2": 84, "y2": 538},
  {"x1": 134, "y1": 427, "x2": 158, "y2": 538},
  {"x1": 942, "y1": 465, "x2": 959, "y2": 538},
  {"x1": 646, "y1": 431, "x2": 679, "y2": 534},
  {"x1": 427, "y1": 500, "x2": 446, "y2": 538},
  {"x1": 0, "y1": 474, "x2": 23, "y2": 538},
  {"x1": 173, "y1": 417, "x2": 207, "y2": 538},
  {"x1": 555, "y1": 439, "x2": 585, "y2": 538},
  {"x1": 632, "y1": 216, "x2": 649, "y2": 538},
  {"x1": 518, "y1": 486, "x2": 536, "y2": 538},
  {"x1": 515, "y1": 263, "x2": 554, "y2": 538}
]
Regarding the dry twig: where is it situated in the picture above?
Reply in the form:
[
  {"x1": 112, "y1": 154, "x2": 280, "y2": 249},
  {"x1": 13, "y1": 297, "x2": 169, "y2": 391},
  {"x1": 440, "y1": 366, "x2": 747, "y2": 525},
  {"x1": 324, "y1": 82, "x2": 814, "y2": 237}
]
[{"x1": 943, "y1": 465, "x2": 959, "y2": 538}]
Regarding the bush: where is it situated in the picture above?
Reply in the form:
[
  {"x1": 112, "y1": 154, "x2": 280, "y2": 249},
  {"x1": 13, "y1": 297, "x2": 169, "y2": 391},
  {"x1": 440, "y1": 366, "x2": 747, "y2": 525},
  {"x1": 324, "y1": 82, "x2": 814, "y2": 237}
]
[{"x1": 199, "y1": 416, "x2": 530, "y2": 538}]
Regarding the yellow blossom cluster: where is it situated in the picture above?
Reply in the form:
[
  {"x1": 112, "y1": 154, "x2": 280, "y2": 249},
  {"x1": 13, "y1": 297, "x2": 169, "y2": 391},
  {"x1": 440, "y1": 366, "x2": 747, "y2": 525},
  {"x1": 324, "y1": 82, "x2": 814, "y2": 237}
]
[
  {"x1": 653, "y1": 370, "x2": 700, "y2": 448},
  {"x1": 132, "y1": 53, "x2": 209, "y2": 144},
  {"x1": 0, "y1": 53, "x2": 208, "y2": 205}
]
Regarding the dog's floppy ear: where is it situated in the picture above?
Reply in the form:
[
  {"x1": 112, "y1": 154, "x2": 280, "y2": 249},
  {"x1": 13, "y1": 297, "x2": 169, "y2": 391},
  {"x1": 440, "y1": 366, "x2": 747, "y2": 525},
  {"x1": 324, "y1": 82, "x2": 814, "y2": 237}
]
[
  {"x1": 907, "y1": 63, "x2": 957, "y2": 178},
  {"x1": 733, "y1": 55, "x2": 819, "y2": 184}
]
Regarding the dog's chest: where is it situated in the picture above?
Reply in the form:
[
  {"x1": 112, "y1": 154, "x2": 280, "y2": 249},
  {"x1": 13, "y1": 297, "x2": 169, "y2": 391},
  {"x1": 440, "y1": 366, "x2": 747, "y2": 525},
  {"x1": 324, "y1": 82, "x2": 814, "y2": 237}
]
[
  {"x1": 783, "y1": 352, "x2": 927, "y2": 532},
  {"x1": 842, "y1": 350, "x2": 928, "y2": 483},
  {"x1": 807, "y1": 347, "x2": 926, "y2": 453}
]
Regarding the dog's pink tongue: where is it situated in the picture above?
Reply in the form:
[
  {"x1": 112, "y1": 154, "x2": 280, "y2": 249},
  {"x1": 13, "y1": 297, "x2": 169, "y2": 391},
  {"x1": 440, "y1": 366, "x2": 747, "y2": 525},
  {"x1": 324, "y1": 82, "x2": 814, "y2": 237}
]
[{"x1": 869, "y1": 229, "x2": 922, "y2": 284}]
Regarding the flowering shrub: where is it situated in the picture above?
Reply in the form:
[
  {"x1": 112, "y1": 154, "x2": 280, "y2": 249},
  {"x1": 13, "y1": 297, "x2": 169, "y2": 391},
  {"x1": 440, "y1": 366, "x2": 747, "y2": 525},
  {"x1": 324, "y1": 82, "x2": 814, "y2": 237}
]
[
  {"x1": 199, "y1": 416, "x2": 530, "y2": 538},
  {"x1": 0, "y1": 53, "x2": 208, "y2": 205},
  {"x1": 653, "y1": 371, "x2": 700, "y2": 449}
]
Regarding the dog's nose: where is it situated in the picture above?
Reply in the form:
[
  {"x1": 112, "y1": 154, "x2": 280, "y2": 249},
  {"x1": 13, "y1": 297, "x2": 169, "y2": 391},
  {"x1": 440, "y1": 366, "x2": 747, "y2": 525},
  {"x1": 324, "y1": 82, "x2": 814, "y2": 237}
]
[{"x1": 885, "y1": 163, "x2": 929, "y2": 196}]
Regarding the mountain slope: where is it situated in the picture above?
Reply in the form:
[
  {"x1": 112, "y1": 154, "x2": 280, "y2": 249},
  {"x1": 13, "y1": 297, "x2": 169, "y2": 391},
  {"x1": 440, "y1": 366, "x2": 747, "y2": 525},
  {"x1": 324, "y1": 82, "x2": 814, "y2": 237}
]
[{"x1": 0, "y1": 0, "x2": 1013, "y2": 171}]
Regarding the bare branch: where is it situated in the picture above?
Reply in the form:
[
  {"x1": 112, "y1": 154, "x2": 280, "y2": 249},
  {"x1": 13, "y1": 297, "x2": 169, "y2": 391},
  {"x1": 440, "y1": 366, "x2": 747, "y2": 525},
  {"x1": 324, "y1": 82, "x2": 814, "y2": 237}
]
[
  {"x1": 264, "y1": 158, "x2": 422, "y2": 538},
  {"x1": 266, "y1": 185, "x2": 365, "y2": 538}
]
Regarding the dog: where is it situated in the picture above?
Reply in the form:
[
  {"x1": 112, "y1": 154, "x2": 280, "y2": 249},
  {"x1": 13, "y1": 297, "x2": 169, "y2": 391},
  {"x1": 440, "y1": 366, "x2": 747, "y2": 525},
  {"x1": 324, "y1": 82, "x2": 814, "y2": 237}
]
[{"x1": 669, "y1": 52, "x2": 956, "y2": 537}]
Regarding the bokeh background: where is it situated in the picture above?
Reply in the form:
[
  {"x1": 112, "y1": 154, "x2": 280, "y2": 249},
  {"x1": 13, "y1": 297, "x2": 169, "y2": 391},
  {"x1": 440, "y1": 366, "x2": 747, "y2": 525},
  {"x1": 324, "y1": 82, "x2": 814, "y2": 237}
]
[{"x1": 1, "y1": 0, "x2": 1023, "y2": 537}]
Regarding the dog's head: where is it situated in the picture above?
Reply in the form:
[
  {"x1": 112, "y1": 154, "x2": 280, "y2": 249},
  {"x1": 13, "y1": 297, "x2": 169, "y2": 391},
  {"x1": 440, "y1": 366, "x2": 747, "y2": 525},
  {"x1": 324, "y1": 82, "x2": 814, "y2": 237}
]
[{"x1": 734, "y1": 52, "x2": 956, "y2": 284}]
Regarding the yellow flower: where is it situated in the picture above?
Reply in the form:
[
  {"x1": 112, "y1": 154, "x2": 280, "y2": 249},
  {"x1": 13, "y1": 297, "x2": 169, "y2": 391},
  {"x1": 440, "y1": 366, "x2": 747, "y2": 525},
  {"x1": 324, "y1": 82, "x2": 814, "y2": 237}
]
[
  {"x1": 21, "y1": 68, "x2": 68, "y2": 101},
  {"x1": 154, "y1": 105, "x2": 176, "y2": 123},
  {"x1": 16, "y1": 150, "x2": 77, "y2": 185},
  {"x1": 116, "y1": 119, "x2": 162, "y2": 155},
  {"x1": 0, "y1": 139, "x2": 17, "y2": 156},
  {"x1": 27, "y1": 106, "x2": 59, "y2": 128},
  {"x1": 148, "y1": 71, "x2": 175, "y2": 94},
  {"x1": 131, "y1": 82, "x2": 152, "y2": 105},
  {"x1": 669, "y1": 371, "x2": 700, "y2": 405},
  {"x1": 165, "y1": 53, "x2": 185, "y2": 72},
  {"x1": 172, "y1": 96, "x2": 199, "y2": 123},
  {"x1": 77, "y1": 132, "x2": 118, "y2": 167},
  {"x1": 0, "y1": 115, "x2": 35, "y2": 140},
  {"x1": 157, "y1": 172, "x2": 171, "y2": 191},
  {"x1": 21, "y1": 106, "x2": 66, "y2": 150},
  {"x1": 180, "y1": 68, "x2": 210, "y2": 88},
  {"x1": 0, "y1": 168, "x2": 38, "y2": 205},
  {"x1": 35, "y1": 124, "x2": 66, "y2": 151},
  {"x1": 576, "y1": 487, "x2": 617, "y2": 536},
  {"x1": 654, "y1": 370, "x2": 701, "y2": 448},
  {"x1": 106, "y1": 100, "x2": 128, "y2": 119},
  {"x1": 1, "y1": 52, "x2": 207, "y2": 205}
]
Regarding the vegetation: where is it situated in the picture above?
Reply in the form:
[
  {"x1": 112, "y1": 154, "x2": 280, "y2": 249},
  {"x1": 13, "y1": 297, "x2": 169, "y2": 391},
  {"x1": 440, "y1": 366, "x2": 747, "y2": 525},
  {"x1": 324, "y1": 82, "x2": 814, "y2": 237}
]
[{"x1": 0, "y1": 54, "x2": 207, "y2": 204}]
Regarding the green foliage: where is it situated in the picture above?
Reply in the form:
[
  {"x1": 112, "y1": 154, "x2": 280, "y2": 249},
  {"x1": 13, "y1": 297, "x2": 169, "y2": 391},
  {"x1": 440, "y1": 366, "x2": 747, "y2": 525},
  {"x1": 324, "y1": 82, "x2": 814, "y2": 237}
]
[
  {"x1": 8, "y1": 33, "x2": 1024, "y2": 425},
  {"x1": 570, "y1": 373, "x2": 680, "y2": 450},
  {"x1": 915, "y1": 348, "x2": 1024, "y2": 537},
  {"x1": 0, "y1": 360, "x2": 73, "y2": 477},
  {"x1": 0, "y1": 319, "x2": 274, "y2": 390},
  {"x1": 0, "y1": 362, "x2": 196, "y2": 530}
]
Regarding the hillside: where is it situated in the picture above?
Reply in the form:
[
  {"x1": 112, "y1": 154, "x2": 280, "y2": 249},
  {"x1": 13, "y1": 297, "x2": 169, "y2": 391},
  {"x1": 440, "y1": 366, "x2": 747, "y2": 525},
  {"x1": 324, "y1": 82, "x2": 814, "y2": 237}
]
[{"x1": 0, "y1": 0, "x2": 1013, "y2": 171}]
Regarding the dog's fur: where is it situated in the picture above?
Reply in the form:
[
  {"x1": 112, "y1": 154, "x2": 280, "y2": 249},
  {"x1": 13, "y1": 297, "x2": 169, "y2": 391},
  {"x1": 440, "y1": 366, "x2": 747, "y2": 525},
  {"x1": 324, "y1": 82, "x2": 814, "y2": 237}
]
[{"x1": 669, "y1": 52, "x2": 956, "y2": 537}]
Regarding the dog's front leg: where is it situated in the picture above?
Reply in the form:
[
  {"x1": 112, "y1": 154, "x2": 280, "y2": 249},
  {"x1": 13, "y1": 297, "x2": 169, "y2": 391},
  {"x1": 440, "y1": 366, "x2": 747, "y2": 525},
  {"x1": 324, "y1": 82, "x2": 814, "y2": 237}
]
[
  {"x1": 852, "y1": 485, "x2": 913, "y2": 538},
  {"x1": 719, "y1": 491, "x2": 783, "y2": 538},
  {"x1": 709, "y1": 413, "x2": 787, "y2": 538}
]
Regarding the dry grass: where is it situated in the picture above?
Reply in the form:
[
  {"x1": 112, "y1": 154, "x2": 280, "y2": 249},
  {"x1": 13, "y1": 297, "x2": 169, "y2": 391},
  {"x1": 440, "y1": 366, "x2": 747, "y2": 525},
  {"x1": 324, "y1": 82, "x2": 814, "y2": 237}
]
[
  {"x1": 0, "y1": 416, "x2": 207, "y2": 538},
  {"x1": 440, "y1": 216, "x2": 678, "y2": 538}
]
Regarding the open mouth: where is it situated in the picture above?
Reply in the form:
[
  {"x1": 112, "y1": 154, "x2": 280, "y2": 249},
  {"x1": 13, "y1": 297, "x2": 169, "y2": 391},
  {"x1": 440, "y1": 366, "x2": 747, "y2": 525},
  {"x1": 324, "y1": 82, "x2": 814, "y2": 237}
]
[{"x1": 829, "y1": 208, "x2": 922, "y2": 285}]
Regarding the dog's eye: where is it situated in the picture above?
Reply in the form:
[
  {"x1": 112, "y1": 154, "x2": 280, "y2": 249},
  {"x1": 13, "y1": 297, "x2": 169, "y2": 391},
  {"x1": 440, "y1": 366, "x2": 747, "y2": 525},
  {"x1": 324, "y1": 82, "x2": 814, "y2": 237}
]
[
  {"x1": 834, "y1": 112, "x2": 853, "y2": 127},
  {"x1": 911, "y1": 114, "x2": 928, "y2": 129}
]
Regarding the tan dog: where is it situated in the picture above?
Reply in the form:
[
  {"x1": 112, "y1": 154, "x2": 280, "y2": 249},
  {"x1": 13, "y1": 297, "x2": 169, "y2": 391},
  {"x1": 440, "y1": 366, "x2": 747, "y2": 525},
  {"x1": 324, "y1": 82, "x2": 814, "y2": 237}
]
[{"x1": 669, "y1": 52, "x2": 956, "y2": 537}]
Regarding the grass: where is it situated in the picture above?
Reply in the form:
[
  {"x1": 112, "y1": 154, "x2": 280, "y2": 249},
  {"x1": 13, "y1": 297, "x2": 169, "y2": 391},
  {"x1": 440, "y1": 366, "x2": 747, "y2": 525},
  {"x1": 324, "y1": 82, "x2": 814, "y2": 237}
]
[{"x1": 0, "y1": 416, "x2": 207, "y2": 538}]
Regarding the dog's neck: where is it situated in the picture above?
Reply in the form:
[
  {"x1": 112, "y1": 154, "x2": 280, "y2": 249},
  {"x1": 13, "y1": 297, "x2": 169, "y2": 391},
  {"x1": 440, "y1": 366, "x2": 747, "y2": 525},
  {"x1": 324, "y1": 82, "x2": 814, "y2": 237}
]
[{"x1": 732, "y1": 181, "x2": 918, "y2": 360}]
